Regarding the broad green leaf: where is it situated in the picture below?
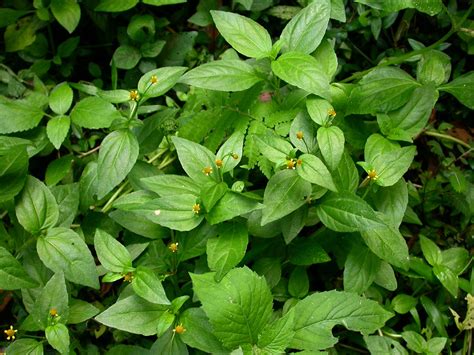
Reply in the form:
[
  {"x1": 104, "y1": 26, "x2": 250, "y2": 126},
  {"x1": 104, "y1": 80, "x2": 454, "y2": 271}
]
[
  {"x1": 402, "y1": 331, "x2": 425, "y2": 353},
  {"x1": 31, "y1": 273, "x2": 69, "y2": 329},
  {"x1": 330, "y1": 0, "x2": 346, "y2": 22},
  {"x1": 47, "y1": 115, "x2": 70, "y2": 149},
  {"x1": 313, "y1": 39, "x2": 338, "y2": 79},
  {"x1": 178, "y1": 223, "x2": 218, "y2": 262},
  {"x1": 355, "y1": 0, "x2": 443, "y2": 16},
  {"x1": 417, "y1": 50, "x2": 451, "y2": 86},
  {"x1": 51, "y1": 183, "x2": 80, "y2": 228},
  {"x1": 94, "y1": 229, "x2": 133, "y2": 273},
  {"x1": 419, "y1": 235, "x2": 442, "y2": 266},
  {"x1": 150, "y1": 328, "x2": 189, "y2": 354},
  {"x1": 46, "y1": 323, "x2": 70, "y2": 354},
  {"x1": 282, "y1": 206, "x2": 308, "y2": 244},
  {"x1": 201, "y1": 182, "x2": 228, "y2": 212},
  {"x1": 289, "y1": 267, "x2": 309, "y2": 298},
  {"x1": 373, "y1": 178, "x2": 408, "y2": 228},
  {"x1": 97, "y1": 129, "x2": 139, "y2": 199},
  {"x1": 109, "y1": 210, "x2": 167, "y2": 239},
  {"x1": 98, "y1": 89, "x2": 131, "y2": 103},
  {"x1": 262, "y1": 169, "x2": 312, "y2": 225},
  {"x1": 15, "y1": 176, "x2": 59, "y2": 235},
  {"x1": 49, "y1": 83, "x2": 73, "y2": 115},
  {"x1": 348, "y1": 67, "x2": 420, "y2": 114},
  {"x1": 0, "y1": 146, "x2": 28, "y2": 202},
  {"x1": 172, "y1": 136, "x2": 218, "y2": 185},
  {"x1": 391, "y1": 294, "x2": 417, "y2": 314},
  {"x1": 210, "y1": 11, "x2": 272, "y2": 58},
  {"x1": 137, "y1": 67, "x2": 187, "y2": 98},
  {"x1": 306, "y1": 97, "x2": 334, "y2": 126},
  {"x1": 50, "y1": 0, "x2": 80, "y2": 33},
  {"x1": 290, "y1": 112, "x2": 317, "y2": 153},
  {"x1": 180, "y1": 308, "x2": 228, "y2": 353},
  {"x1": 143, "y1": 0, "x2": 186, "y2": 5},
  {"x1": 45, "y1": 155, "x2": 73, "y2": 186},
  {"x1": 272, "y1": 52, "x2": 330, "y2": 99},
  {"x1": 365, "y1": 335, "x2": 408, "y2": 355},
  {"x1": 332, "y1": 150, "x2": 359, "y2": 193},
  {"x1": 37, "y1": 227, "x2": 99, "y2": 288},
  {"x1": 433, "y1": 264, "x2": 458, "y2": 298},
  {"x1": 0, "y1": 9, "x2": 29, "y2": 28},
  {"x1": 191, "y1": 267, "x2": 273, "y2": 348},
  {"x1": 132, "y1": 266, "x2": 170, "y2": 304},
  {"x1": 280, "y1": 0, "x2": 331, "y2": 54},
  {"x1": 297, "y1": 154, "x2": 337, "y2": 192},
  {"x1": 257, "y1": 310, "x2": 295, "y2": 353},
  {"x1": 378, "y1": 85, "x2": 438, "y2": 141},
  {"x1": 156, "y1": 312, "x2": 175, "y2": 337},
  {"x1": 0, "y1": 94, "x2": 46, "y2": 134},
  {"x1": 112, "y1": 45, "x2": 141, "y2": 69},
  {"x1": 216, "y1": 131, "x2": 244, "y2": 173},
  {"x1": 70, "y1": 97, "x2": 122, "y2": 129},
  {"x1": 207, "y1": 191, "x2": 262, "y2": 225},
  {"x1": 425, "y1": 337, "x2": 447, "y2": 354},
  {"x1": 364, "y1": 134, "x2": 400, "y2": 163},
  {"x1": 291, "y1": 290, "x2": 393, "y2": 350},
  {"x1": 95, "y1": 295, "x2": 167, "y2": 335},
  {"x1": 143, "y1": 194, "x2": 204, "y2": 231},
  {"x1": 254, "y1": 133, "x2": 293, "y2": 164},
  {"x1": 288, "y1": 236, "x2": 331, "y2": 265},
  {"x1": 439, "y1": 71, "x2": 474, "y2": 109},
  {"x1": 317, "y1": 126, "x2": 345, "y2": 171},
  {"x1": 207, "y1": 221, "x2": 248, "y2": 281},
  {"x1": 374, "y1": 261, "x2": 397, "y2": 291},
  {"x1": 79, "y1": 161, "x2": 98, "y2": 211},
  {"x1": 420, "y1": 296, "x2": 448, "y2": 337},
  {"x1": 4, "y1": 15, "x2": 43, "y2": 52},
  {"x1": 344, "y1": 244, "x2": 381, "y2": 294},
  {"x1": 95, "y1": 0, "x2": 138, "y2": 12},
  {"x1": 0, "y1": 246, "x2": 37, "y2": 289},
  {"x1": 442, "y1": 247, "x2": 469, "y2": 275},
  {"x1": 179, "y1": 60, "x2": 262, "y2": 91},
  {"x1": 141, "y1": 175, "x2": 200, "y2": 197},
  {"x1": 5, "y1": 339, "x2": 43, "y2": 355},
  {"x1": 67, "y1": 299, "x2": 100, "y2": 324}
]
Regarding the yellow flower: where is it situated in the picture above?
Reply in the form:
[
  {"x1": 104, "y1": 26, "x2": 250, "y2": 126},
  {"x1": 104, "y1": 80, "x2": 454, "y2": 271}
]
[
  {"x1": 173, "y1": 324, "x2": 186, "y2": 334},
  {"x1": 150, "y1": 75, "x2": 158, "y2": 84},
  {"x1": 4, "y1": 325, "x2": 17, "y2": 341},
  {"x1": 50, "y1": 308, "x2": 58, "y2": 317},
  {"x1": 286, "y1": 159, "x2": 296, "y2": 170},
  {"x1": 168, "y1": 242, "x2": 179, "y2": 253},
  {"x1": 202, "y1": 166, "x2": 213, "y2": 176},
  {"x1": 192, "y1": 203, "x2": 201, "y2": 215},
  {"x1": 328, "y1": 108, "x2": 336, "y2": 118},
  {"x1": 129, "y1": 90, "x2": 139, "y2": 101},
  {"x1": 368, "y1": 169, "x2": 378, "y2": 180},
  {"x1": 215, "y1": 159, "x2": 223, "y2": 168},
  {"x1": 231, "y1": 153, "x2": 239, "y2": 160},
  {"x1": 296, "y1": 131, "x2": 304, "y2": 140},
  {"x1": 122, "y1": 272, "x2": 134, "y2": 282}
]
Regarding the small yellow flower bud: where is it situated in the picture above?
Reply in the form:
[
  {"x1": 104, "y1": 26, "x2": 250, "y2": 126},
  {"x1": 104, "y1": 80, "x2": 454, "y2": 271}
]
[
  {"x1": 231, "y1": 153, "x2": 239, "y2": 160},
  {"x1": 296, "y1": 131, "x2": 304, "y2": 140},
  {"x1": 296, "y1": 159, "x2": 303, "y2": 166},
  {"x1": 202, "y1": 166, "x2": 213, "y2": 176},
  {"x1": 192, "y1": 203, "x2": 201, "y2": 214},
  {"x1": 215, "y1": 159, "x2": 223, "y2": 167},
  {"x1": 368, "y1": 169, "x2": 378, "y2": 180},
  {"x1": 286, "y1": 159, "x2": 296, "y2": 170},
  {"x1": 122, "y1": 272, "x2": 133, "y2": 282},
  {"x1": 328, "y1": 108, "x2": 336, "y2": 118},
  {"x1": 4, "y1": 325, "x2": 17, "y2": 341},
  {"x1": 150, "y1": 75, "x2": 158, "y2": 84},
  {"x1": 173, "y1": 324, "x2": 186, "y2": 334},
  {"x1": 50, "y1": 308, "x2": 58, "y2": 317},
  {"x1": 129, "y1": 90, "x2": 139, "y2": 101},
  {"x1": 168, "y1": 242, "x2": 179, "y2": 253}
]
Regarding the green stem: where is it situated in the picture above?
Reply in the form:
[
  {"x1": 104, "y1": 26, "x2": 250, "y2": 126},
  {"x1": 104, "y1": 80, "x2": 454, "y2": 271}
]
[
  {"x1": 101, "y1": 183, "x2": 130, "y2": 213},
  {"x1": 424, "y1": 130, "x2": 472, "y2": 149},
  {"x1": 341, "y1": 4, "x2": 474, "y2": 83}
]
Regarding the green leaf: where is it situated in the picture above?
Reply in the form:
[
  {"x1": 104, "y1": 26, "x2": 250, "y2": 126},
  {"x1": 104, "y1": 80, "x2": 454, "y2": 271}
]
[
  {"x1": 46, "y1": 323, "x2": 70, "y2": 354},
  {"x1": 391, "y1": 294, "x2": 417, "y2": 314},
  {"x1": 439, "y1": 71, "x2": 474, "y2": 109},
  {"x1": 330, "y1": 0, "x2": 347, "y2": 22},
  {"x1": 95, "y1": 0, "x2": 139, "y2": 12},
  {"x1": 172, "y1": 136, "x2": 218, "y2": 185},
  {"x1": 67, "y1": 299, "x2": 100, "y2": 324},
  {"x1": 297, "y1": 154, "x2": 337, "y2": 192},
  {"x1": 156, "y1": 311, "x2": 175, "y2": 337},
  {"x1": 97, "y1": 129, "x2": 139, "y2": 199},
  {"x1": 5, "y1": 339, "x2": 43, "y2": 355},
  {"x1": 49, "y1": 83, "x2": 73, "y2": 115},
  {"x1": 373, "y1": 178, "x2": 408, "y2": 228},
  {"x1": 0, "y1": 246, "x2": 37, "y2": 289},
  {"x1": 132, "y1": 266, "x2": 170, "y2": 304},
  {"x1": 143, "y1": 0, "x2": 187, "y2": 5},
  {"x1": 191, "y1": 267, "x2": 273, "y2": 348},
  {"x1": 141, "y1": 175, "x2": 200, "y2": 197},
  {"x1": 402, "y1": 331, "x2": 425, "y2": 353},
  {"x1": 254, "y1": 133, "x2": 293, "y2": 164},
  {"x1": 317, "y1": 126, "x2": 345, "y2": 171},
  {"x1": 45, "y1": 155, "x2": 73, "y2": 186},
  {"x1": 419, "y1": 235, "x2": 442, "y2": 266},
  {"x1": 0, "y1": 146, "x2": 28, "y2": 202},
  {"x1": 425, "y1": 337, "x2": 447, "y2": 354},
  {"x1": 272, "y1": 52, "x2": 330, "y2": 99},
  {"x1": 257, "y1": 310, "x2": 295, "y2": 353},
  {"x1": 374, "y1": 261, "x2": 397, "y2": 291},
  {"x1": 365, "y1": 335, "x2": 408, "y2": 355},
  {"x1": 344, "y1": 244, "x2": 381, "y2": 294},
  {"x1": 280, "y1": 0, "x2": 331, "y2": 54},
  {"x1": 138, "y1": 67, "x2": 187, "y2": 98},
  {"x1": 210, "y1": 10, "x2": 272, "y2": 58},
  {"x1": 216, "y1": 131, "x2": 244, "y2": 173},
  {"x1": 288, "y1": 236, "x2": 331, "y2": 265},
  {"x1": 150, "y1": 328, "x2": 189, "y2": 354},
  {"x1": 94, "y1": 229, "x2": 133, "y2": 273},
  {"x1": 417, "y1": 50, "x2": 451, "y2": 86},
  {"x1": 289, "y1": 267, "x2": 309, "y2": 298},
  {"x1": 332, "y1": 150, "x2": 359, "y2": 193},
  {"x1": 47, "y1": 115, "x2": 70, "y2": 149},
  {"x1": 98, "y1": 89, "x2": 131, "y2": 103},
  {"x1": 180, "y1": 308, "x2": 228, "y2": 353},
  {"x1": 442, "y1": 247, "x2": 469, "y2": 274},
  {"x1": 15, "y1": 176, "x2": 59, "y2": 235},
  {"x1": 0, "y1": 94, "x2": 45, "y2": 134},
  {"x1": 207, "y1": 191, "x2": 262, "y2": 225},
  {"x1": 143, "y1": 194, "x2": 204, "y2": 231},
  {"x1": 4, "y1": 16, "x2": 43, "y2": 52},
  {"x1": 313, "y1": 39, "x2": 339, "y2": 78},
  {"x1": 291, "y1": 290, "x2": 393, "y2": 350},
  {"x1": 109, "y1": 210, "x2": 167, "y2": 239},
  {"x1": 70, "y1": 96, "x2": 122, "y2": 129},
  {"x1": 348, "y1": 67, "x2": 420, "y2": 114},
  {"x1": 433, "y1": 264, "x2": 458, "y2": 298},
  {"x1": 50, "y1": 0, "x2": 80, "y2": 34},
  {"x1": 112, "y1": 45, "x2": 141, "y2": 69},
  {"x1": 37, "y1": 227, "x2": 99, "y2": 289},
  {"x1": 95, "y1": 295, "x2": 167, "y2": 336},
  {"x1": 290, "y1": 112, "x2": 317, "y2": 153},
  {"x1": 207, "y1": 221, "x2": 248, "y2": 281},
  {"x1": 0, "y1": 9, "x2": 30, "y2": 28},
  {"x1": 306, "y1": 97, "x2": 334, "y2": 126},
  {"x1": 180, "y1": 60, "x2": 262, "y2": 91},
  {"x1": 201, "y1": 182, "x2": 227, "y2": 212},
  {"x1": 31, "y1": 272, "x2": 69, "y2": 329},
  {"x1": 262, "y1": 169, "x2": 312, "y2": 225}
]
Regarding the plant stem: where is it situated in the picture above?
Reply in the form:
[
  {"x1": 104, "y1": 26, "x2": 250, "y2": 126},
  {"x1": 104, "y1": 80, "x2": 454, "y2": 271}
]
[
  {"x1": 78, "y1": 145, "x2": 101, "y2": 158},
  {"x1": 424, "y1": 130, "x2": 472, "y2": 149},
  {"x1": 101, "y1": 183, "x2": 130, "y2": 213}
]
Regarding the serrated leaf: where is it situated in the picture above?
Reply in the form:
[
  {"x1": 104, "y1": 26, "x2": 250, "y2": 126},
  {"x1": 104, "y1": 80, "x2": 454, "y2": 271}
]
[
  {"x1": 210, "y1": 11, "x2": 272, "y2": 58},
  {"x1": 46, "y1": 323, "x2": 70, "y2": 354},
  {"x1": 49, "y1": 83, "x2": 73, "y2": 115},
  {"x1": 344, "y1": 244, "x2": 381, "y2": 294},
  {"x1": 257, "y1": 310, "x2": 295, "y2": 353},
  {"x1": 180, "y1": 60, "x2": 262, "y2": 91},
  {"x1": 97, "y1": 129, "x2": 139, "y2": 199},
  {"x1": 0, "y1": 94, "x2": 45, "y2": 134},
  {"x1": 37, "y1": 227, "x2": 99, "y2": 289},
  {"x1": 6, "y1": 339, "x2": 43, "y2": 355},
  {"x1": 0, "y1": 246, "x2": 37, "y2": 289},
  {"x1": 47, "y1": 115, "x2": 70, "y2": 149},
  {"x1": 291, "y1": 290, "x2": 393, "y2": 350},
  {"x1": 191, "y1": 267, "x2": 273, "y2": 348},
  {"x1": 15, "y1": 176, "x2": 59, "y2": 235}
]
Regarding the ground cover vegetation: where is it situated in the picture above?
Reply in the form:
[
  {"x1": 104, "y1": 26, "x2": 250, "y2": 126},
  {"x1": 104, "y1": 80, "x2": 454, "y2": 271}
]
[{"x1": 0, "y1": 0, "x2": 473, "y2": 353}]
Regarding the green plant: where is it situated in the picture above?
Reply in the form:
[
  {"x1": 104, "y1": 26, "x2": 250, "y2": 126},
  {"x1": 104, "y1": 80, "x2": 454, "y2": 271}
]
[{"x1": 1, "y1": 0, "x2": 473, "y2": 354}]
